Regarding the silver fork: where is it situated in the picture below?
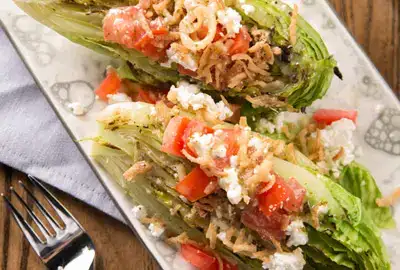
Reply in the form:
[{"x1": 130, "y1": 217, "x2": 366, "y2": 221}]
[{"x1": 1, "y1": 175, "x2": 96, "y2": 270}]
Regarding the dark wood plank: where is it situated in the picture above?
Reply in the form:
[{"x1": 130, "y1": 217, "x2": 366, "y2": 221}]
[{"x1": 328, "y1": 0, "x2": 399, "y2": 97}]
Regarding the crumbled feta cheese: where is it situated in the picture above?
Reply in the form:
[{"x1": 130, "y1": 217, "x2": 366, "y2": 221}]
[
  {"x1": 248, "y1": 137, "x2": 264, "y2": 149},
  {"x1": 168, "y1": 81, "x2": 232, "y2": 120},
  {"x1": 275, "y1": 112, "x2": 310, "y2": 132},
  {"x1": 285, "y1": 220, "x2": 308, "y2": 247},
  {"x1": 264, "y1": 249, "x2": 306, "y2": 270},
  {"x1": 148, "y1": 223, "x2": 165, "y2": 238},
  {"x1": 317, "y1": 204, "x2": 329, "y2": 216},
  {"x1": 189, "y1": 132, "x2": 214, "y2": 157},
  {"x1": 150, "y1": 106, "x2": 157, "y2": 116},
  {"x1": 214, "y1": 129, "x2": 224, "y2": 136},
  {"x1": 212, "y1": 144, "x2": 227, "y2": 158},
  {"x1": 219, "y1": 168, "x2": 243, "y2": 204},
  {"x1": 217, "y1": 8, "x2": 242, "y2": 37},
  {"x1": 242, "y1": 4, "x2": 255, "y2": 14},
  {"x1": 315, "y1": 118, "x2": 357, "y2": 177},
  {"x1": 257, "y1": 118, "x2": 276, "y2": 134},
  {"x1": 67, "y1": 102, "x2": 85, "y2": 116},
  {"x1": 132, "y1": 205, "x2": 147, "y2": 220},
  {"x1": 164, "y1": 44, "x2": 198, "y2": 71},
  {"x1": 230, "y1": 155, "x2": 238, "y2": 167},
  {"x1": 107, "y1": 93, "x2": 132, "y2": 104},
  {"x1": 217, "y1": 232, "x2": 226, "y2": 241}
]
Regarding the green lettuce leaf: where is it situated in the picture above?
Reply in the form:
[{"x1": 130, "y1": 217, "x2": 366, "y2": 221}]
[{"x1": 339, "y1": 162, "x2": 395, "y2": 229}]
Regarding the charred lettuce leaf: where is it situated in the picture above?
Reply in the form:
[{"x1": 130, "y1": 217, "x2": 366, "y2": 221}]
[{"x1": 15, "y1": 0, "x2": 337, "y2": 110}]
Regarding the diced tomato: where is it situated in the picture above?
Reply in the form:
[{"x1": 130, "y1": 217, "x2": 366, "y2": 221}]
[
  {"x1": 258, "y1": 177, "x2": 291, "y2": 217},
  {"x1": 181, "y1": 244, "x2": 238, "y2": 270},
  {"x1": 197, "y1": 24, "x2": 224, "y2": 42},
  {"x1": 313, "y1": 109, "x2": 358, "y2": 125},
  {"x1": 285, "y1": 177, "x2": 306, "y2": 212},
  {"x1": 228, "y1": 27, "x2": 251, "y2": 55},
  {"x1": 207, "y1": 260, "x2": 239, "y2": 270},
  {"x1": 258, "y1": 175, "x2": 305, "y2": 216},
  {"x1": 178, "y1": 65, "x2": 198, "y2": 77},
  {"x1": 213, "y1": 129, "x2": 241, "y2": 168},
  {"x1": 182, "y1": 120, "x2": 214, "y2": 156},
  {"x1": 103, "y1": 6, "x2": 171, "y2": 61},
  {"x1": 161, "y1": 116, "x2": 191, "y2": 157},
  {"x1": 137, "y1": 89, "x2": 158, "y2": 104},
  {"x1": 181, "y1": 244, "x2": 217, "y2": 269},
  {"x1": 175, "y1": 166, "x2": 217, "y2": 202},
  {"x1": 241, "y1": 205, "x2": 290, "y2": 241},
  {"x1": 95, "y1": 68, "x2": 121, "y2": 101}
]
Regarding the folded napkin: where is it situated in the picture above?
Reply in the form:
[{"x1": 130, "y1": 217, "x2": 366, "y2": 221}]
[{"x1": 0, "y1": 28, "x2": 123, "y2": 221}]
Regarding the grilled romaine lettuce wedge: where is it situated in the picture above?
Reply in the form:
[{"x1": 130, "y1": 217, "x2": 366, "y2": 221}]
[
  {"x1": 90, "y1": 102, "x2": 390, "y2": 270},
  {"x1": 15, "y1": 0, "x2": 337, "y2": 111}
]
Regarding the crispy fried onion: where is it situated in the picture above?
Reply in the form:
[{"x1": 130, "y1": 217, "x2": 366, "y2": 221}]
[
  {"x1": 245, "y1": 95, "x2": 287, "y2": 108},
  {"x1": 123, "y1": 161, "x2": 152, "y2": 181},
  {"x1": 153, "y1": 0, "x2": 170, "y2": 15},
  {"x1": 180, "y1": 6, "x2": 217, "y2": 51},
  {"x1": 207, "y1": 221, "x2": 272, "y2": 263},
  {"x1": 246, "y1": 155, "x2": 274, "y2": 195},
  {"x1": 231, "y1": 54, "x2": 268, "y2": 76},
  {"x1": 163, "y1": 0, "x2": 184, "y2": 25},
  {"x1": 289, "y1": 4, "x2": 298, "y2": 45}
]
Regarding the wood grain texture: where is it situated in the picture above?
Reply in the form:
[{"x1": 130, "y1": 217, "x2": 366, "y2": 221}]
[
  {"x1": 0, "y1": 1, "x2": 399, "y2": 269},
  {"x1": 329, "y1": 0, "x2": 399, "y2": 97}
]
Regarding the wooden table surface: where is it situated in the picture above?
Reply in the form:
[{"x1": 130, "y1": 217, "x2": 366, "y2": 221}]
[{"x1": 0, "y1": 1, "x2": 399, "y2": 269}]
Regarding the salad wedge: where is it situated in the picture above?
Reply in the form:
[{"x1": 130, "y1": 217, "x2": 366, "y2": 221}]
[
  {"x1": 15, "y1": 0, "x2": 338, "y2": 115},
  {"x1": 89, "y1": 93, "x2": 394, "y2": 269}
]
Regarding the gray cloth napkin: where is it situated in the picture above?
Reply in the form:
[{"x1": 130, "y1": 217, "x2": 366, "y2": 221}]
[{"x1": 0, "y1": 27, "x2": 123, "y2": 221}]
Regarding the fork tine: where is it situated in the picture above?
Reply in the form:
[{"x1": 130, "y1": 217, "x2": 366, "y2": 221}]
[
  {"x1": 27, "y1": 175, "x2": 77, "y2": 225},
  {"x1": 1, "y1": 193, "x2": 45, "y2": 254},
  {"x1": 19, "y1": 180, "x2": 63, "y2": 230},
  {"x1": 10, "y1": 186, "x2": 53, "y2": 238}
]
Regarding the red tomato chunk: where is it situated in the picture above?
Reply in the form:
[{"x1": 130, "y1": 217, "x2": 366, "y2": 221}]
[
  {"x1": 313, "y1": 109, "x2": 357, "y2": 125},
  {"x1": 175, "y1": 166, "x2": 217, "y2": 202}
]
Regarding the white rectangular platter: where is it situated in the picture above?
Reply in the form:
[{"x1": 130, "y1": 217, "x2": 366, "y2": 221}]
[{"x1": 1, "y1": 0, "x2": 400, "y2": 269}]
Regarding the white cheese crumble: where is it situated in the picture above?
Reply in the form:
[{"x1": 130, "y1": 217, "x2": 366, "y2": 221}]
[
  {"x1": 217, "y1": 8, "x2": 242, "y2": 37},
  {"x1": 217, "y1": 232, "x2": 227, "y2": 241},
  {"x1": 219, "y1": 168, "x2": 243, "y2": 204},
  {"x1": 168, "y1": 81, "x2": 233, "y2": 120},
  {"x1": 248, "y1": 137, "x2": 264, "y2": 149},
  {"x1": 230, "y1": 155, "x2": 238, "y2": 167},
  {"x1": 317, "y1": 118, "x2": 357, "y2": 178},
  {"x1": 189, "y1": 132, "x2": 214, "y2": 157},
  {"x1": 148, "y1": 223, "x2": 165, "y2": 238},
  {"x1": 317, "y1": 204, "x2": 329, "y2": 216},
  {"x1": 163, "y1": 44, "x2": 198, "y2": 71},
  {"x1": 263, "y1": 249, "x2": 306, "y2": 270},
  {"x1": 67, "y1": 102, "x2": 85, "y2": 116},
  {"x1": 257, "y1": 118, "x2": 276, "y2": 134},
  {"x1": 212, "y1": 144, "x2": 227, "y2": 158},
  {"x1": 285, "y1": 220, "x2": 308, "y2": 247},
  {"x1": 132, "y1": 205, "x2": 147, "y2": 220},
  {"x1": 275, "y1": 112, "x2": 310, "y2": 132},
  {"x1": 106, "y1": 93, "x2": 132, "y2": 104},
  {"x1": 242, "y1": 4, "x2": 255, "y2": 14}
]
